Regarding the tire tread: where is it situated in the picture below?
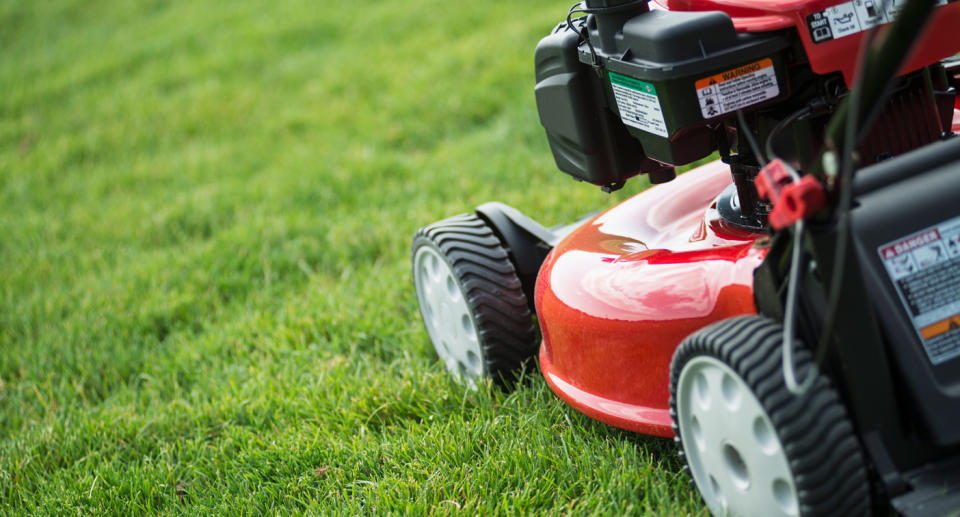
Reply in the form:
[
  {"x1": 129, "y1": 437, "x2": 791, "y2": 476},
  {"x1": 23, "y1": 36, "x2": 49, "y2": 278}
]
[
  {"x1": 669, "y1": 315, "x2": 871, "y2": 517},
  {"x1": 412, "y1": 214, "x2": 539, "y2": 382}
]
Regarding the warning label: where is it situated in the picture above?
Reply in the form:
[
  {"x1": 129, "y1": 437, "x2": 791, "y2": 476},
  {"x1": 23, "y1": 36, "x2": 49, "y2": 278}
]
[
  {"x1": 694, "y1": 59, "x2": 779, "y2": 120},
  {"x1": 806, "y1": 0, "x2": 950, "y2": 44},
  {"x1": 609, "y1": 72, "x2": 668, "y2": 138},
  {"x1": 879, "y1": 216, "x2": 960, "y2": 365}
]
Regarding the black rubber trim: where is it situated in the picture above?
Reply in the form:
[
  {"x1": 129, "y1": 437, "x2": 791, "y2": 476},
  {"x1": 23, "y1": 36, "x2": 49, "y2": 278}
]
[
  {"x1": 412, "y1": 214, "x2": 539, "y2": 384},
  {"x1": 669, "y1": 315, "x2": 871, "y2": 516}
]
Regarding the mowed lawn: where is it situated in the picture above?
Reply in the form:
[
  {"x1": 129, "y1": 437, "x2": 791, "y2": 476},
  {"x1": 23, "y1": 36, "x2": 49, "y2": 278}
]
[{"x1": 0, "y1": 0, "x2": 704, "y2": 513}]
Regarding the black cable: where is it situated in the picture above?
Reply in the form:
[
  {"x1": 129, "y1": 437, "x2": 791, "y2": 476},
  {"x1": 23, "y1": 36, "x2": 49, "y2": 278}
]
[
  {"x1": 566, "y1": 2, "x2": 585, "y2": 33},
  {"x1": 785, "y1": 0, "x2": 890, "y2": 395},
  {"x1": 574, "y1": 0, "x2": 649, "y2": 14},
  {"x1": 566, "y1": 2, "x2": 599, "y2": 66},
  {"x1": 816, "y1": 0, "x2": 936, "y2": 175},
  {"x1": 736, "y1": 109, "x2": 768, "y2": 166},
  {"x1": 811, "y1": 35, "x2": 872, "y2": 366},
  {"x1": 851, "y1": 0, "x2": 938, "y2": 146},
  {"x1": 764, "y1": 105, "x2": 813, "y2": 163},
  {"x1": 566, "y1": 1, "x2": 649, "y2": 66}
]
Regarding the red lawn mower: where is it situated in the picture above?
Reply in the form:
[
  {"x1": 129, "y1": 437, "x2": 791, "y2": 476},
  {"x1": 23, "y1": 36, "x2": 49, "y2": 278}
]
[{"x1": 411, "y1": 0, "x2": 960, "y2": 514}]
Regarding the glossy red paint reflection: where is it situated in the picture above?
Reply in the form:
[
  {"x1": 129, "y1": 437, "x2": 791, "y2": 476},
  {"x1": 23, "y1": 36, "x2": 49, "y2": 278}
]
[{"x1": 535, "y1": 161, "x2": 766, "y2": 437}]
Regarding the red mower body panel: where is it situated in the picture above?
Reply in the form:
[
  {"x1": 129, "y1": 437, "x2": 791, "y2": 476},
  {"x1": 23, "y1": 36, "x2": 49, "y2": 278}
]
[
  {"x1": 654, "y1": 0, "x2": 960, "y2": 86},
  {"x1": 535, "y1": 161, "x2": 768, "y2": 437}
]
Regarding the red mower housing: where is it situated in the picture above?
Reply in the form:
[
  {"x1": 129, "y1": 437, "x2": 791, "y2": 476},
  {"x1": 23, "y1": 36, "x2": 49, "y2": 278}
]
[{"x1": 536, "y1": 162, "x2": 767, "y2": 436}]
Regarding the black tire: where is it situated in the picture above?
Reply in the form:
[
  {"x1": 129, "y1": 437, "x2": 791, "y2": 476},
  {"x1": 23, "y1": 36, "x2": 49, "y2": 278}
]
[
  {"x1": 669, "y1": 315, "x2": 870, "y2": 517},
  {"x1": 411, "y1": 213, "x2": 539, "y2": 385}
]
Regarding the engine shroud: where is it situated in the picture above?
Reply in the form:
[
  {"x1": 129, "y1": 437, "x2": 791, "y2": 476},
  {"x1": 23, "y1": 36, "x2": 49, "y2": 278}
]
[{"x1": 534, "y1": 0, "x2": 960, "y2": 190}]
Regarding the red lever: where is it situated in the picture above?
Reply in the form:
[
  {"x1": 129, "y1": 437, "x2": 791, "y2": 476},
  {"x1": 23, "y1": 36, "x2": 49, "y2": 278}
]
[
  {"x1": 755, "y1": 159, "x2": 826, "y2": 230},
  {"x1": 755, "y1": 159, "x2": 793, "y2": 202},
  {"x1": 768, "y1": 176, "x2": 826, "y2": 230}
]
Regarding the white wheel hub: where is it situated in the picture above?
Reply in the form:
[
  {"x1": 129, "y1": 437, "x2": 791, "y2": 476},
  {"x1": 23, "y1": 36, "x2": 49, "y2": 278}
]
[
  {"x1": 413, "y1": 245, "x2": 485, "y2": 384},
  {"x1": 677, "y1": 356, "x2": 799, "y2": 517}
]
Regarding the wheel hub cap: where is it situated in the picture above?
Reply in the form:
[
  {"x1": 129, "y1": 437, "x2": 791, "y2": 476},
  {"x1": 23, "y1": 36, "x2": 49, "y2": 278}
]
[
  {"x1": 413, "y1": 245, "x2": 485, "y2": 383},
  {"x1": 677, "y1": 355, "x2": 799, "y2": 516}
]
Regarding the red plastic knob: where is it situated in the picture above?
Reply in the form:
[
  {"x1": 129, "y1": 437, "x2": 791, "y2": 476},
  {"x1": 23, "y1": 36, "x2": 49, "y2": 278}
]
[
  {"x1": 755, "y1": 159, "x2": 794, "y2": 201},
  {"x1": 768, "y1": 175, "x2": 826, "y2": 230}
]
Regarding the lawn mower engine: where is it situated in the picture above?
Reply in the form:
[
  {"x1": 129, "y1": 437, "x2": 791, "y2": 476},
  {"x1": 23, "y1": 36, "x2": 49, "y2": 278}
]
[
  {"x1": 535, "y1": 0, "x2": 959, "y2": 200},
  {"x1": 412, "y1": 0, "x2": 960, "y2": 516}
]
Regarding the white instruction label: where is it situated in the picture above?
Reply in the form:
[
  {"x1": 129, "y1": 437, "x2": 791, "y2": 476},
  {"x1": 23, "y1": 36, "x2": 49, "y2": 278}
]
[
  {"x1": 609, "y1": 72, "x2": 668, "y2": 138},
  {"x1": 806, "y1": 0, "x2": 950, "y2": 44},
  {"x1": 694, "y1": 58, "x2": 779, "y2": 120},
  {"x1": 879, "y1": 215, "x2": 960, "y2": 365}
]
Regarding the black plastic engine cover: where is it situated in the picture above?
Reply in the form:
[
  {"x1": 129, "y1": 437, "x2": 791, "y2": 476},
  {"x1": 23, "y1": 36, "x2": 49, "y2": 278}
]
[
  {"x1": 584, "y1": 9, "x2": 792, "y2": 165},
  {"x1": 534, "y1": 23, "x2": 655, "y2": 188},
  {"x1": 535, "y1": 3, "x2": 795, "y2": 176}
]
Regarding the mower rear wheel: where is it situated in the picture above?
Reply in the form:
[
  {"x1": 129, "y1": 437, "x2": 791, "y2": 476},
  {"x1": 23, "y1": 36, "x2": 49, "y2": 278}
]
[
  {"x1": 669, "y1": 315, "x2": 870, "y2": 517},
  {"x1": 411, "y1": 213, "x2": 538, "y2": 386}
]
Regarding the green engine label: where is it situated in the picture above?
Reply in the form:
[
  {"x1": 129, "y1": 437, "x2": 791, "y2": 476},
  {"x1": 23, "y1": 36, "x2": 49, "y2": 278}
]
[{"x1": 609, "y1": 72, "x2": 668, "y2": 138}]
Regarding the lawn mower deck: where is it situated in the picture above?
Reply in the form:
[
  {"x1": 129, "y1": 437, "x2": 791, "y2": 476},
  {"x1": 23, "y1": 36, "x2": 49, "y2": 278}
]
[{"x1": 536, "y1": 160, "x2": 766, "y2": 437}]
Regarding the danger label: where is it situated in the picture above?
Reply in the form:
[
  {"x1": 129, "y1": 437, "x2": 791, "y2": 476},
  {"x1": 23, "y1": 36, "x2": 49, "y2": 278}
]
[
  {"x1": 695, "y1": 58, "x2": 779, "y2": 120},
  {"x1": 609, "y1": 72, "x2": 668, "y2": 137},
  {"x1": 881, "y1": 229, "x2": 941, "y2": 259},
  {"x1": 879, "y1": 216, "x2": 960, "y2": 365}
]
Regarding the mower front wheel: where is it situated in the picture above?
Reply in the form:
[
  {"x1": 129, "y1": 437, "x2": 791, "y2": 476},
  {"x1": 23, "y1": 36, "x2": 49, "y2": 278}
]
[
  {"x1": 411, "y1": 214, "x2": 538, "y2": 386},
  {"x1": 669, "y1": 316, "x2": 870, "y2": 517}
]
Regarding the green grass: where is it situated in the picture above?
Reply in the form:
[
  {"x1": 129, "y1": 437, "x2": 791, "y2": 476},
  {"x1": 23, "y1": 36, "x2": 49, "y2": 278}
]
[{"x1": 0, "y1": 0, "x2": 704, "y2": 513}]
